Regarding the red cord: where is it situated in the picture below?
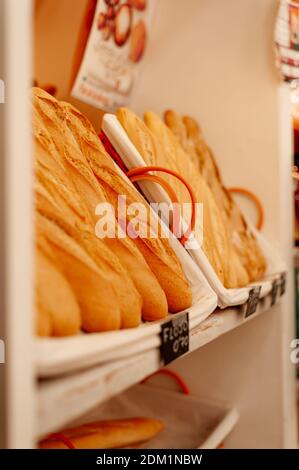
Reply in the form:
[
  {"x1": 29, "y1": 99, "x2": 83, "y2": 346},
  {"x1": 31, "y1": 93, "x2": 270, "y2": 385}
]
[
  {"x1": 129, "y1": 173, "x2": 180, "y2": 236},
  {"x1": 99, "y1": 131, "x2": 197, "y2": 246},
  {"x1": 129, "y1": 174, "x2": 179, "y2": 205},
  {"x1": 141, "y1": 369, "x2": 190, "y2": 395},
  {"x1": 228, "y1": 187, "x2": 264, "y2": 231},
  {"x1": 45, "y1": 432, "x2": 76, "y2": 449},
  {"x1": 127, "y1": 166, "x2": 197, "y2": 245},
  {"x1": 99, "y1": 130, "x2": 128, "y2": 174}
]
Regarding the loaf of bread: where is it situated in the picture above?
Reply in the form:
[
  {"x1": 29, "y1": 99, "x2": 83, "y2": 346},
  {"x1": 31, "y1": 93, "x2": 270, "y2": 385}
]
[
  {"x1": 164, "y1": 111, "x2": 266, "y2": 283},
  {"x1": 117, "y1": 107, "x2": 241, "y2": 287},
  {"x1": 61, "y1": 100, "x2": 192, "y2": 312},
  {"x1": 33, "y1": 111, "x2": 143, "y2": 330},
  {"x1": 39, "y1": 417, "x2": 164, "y2": 449},
  {"x1": 36, "y1": 209, "x2": 126, "y2": 332},
  {"x1": 32, "y1": 88, "x2": 168, "y2": 322},
  {"x1": 146, "y1": 110, "x2": 244, "y2": 287},
  {"x1": 35, "y1": 244, "x2": 81, "y2": 337}
]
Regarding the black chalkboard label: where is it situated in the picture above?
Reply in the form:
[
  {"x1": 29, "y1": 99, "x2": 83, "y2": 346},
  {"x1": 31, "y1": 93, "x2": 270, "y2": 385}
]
[
  {"x1": 280, "y1": 272, "x2": 287, "y2": 297},
  {"x1": 245, "y1": 286, "x2": 261, "y2": 318},
  {"x1": 271, "y1": 279, "x2": 280, "y2": 306},
  {"x1": 160, "y1": 313, "x2": 189, "y2": 365}
]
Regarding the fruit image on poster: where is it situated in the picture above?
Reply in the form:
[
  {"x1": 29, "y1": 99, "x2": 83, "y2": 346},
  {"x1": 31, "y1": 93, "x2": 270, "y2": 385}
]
[{"x1": 71, "y1": 0, "x2": 155, "y2": 111}]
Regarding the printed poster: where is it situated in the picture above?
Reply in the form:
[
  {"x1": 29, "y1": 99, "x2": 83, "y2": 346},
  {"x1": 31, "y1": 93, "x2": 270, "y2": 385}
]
[{"x1": 71, "y1": 0, "x2": 155, "y2": 111}]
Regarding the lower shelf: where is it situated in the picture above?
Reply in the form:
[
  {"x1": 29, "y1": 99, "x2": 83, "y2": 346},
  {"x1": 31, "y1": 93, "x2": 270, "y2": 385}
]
[
  {"x1": 37, "y1": 293, "x2": 277, "y2": 438},
  {"x1": 52, "y1": 384, "x2": 239, "y2": 449}
]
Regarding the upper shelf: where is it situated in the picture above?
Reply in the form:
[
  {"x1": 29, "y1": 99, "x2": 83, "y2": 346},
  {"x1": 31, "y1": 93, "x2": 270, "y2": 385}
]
[{"x1": 37, "y1": 293, "x2": 277, "y2": 438}]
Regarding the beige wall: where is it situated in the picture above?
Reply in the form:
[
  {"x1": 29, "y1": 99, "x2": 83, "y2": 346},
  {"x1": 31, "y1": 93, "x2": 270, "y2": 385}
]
[{"x1": 34, "y1": 0, "x2": 104, "y2": 129}]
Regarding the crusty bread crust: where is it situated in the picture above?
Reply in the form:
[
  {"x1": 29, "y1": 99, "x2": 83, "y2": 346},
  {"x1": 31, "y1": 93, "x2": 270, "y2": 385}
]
[
  {"x1": 39, "y1": 417, "x2": 164, "y2": 449},
  {"x1": 33, "y1": 113, "x2": 142, "y2": 330},
  {"x1": 35, "y1": 246, "x2": 81, "y2": 337},
  {"x1": 118, "y1": 108, "x2": 234, "y2": 286},
  {"x1": 165, "y1": 111, "x2": 266, "y2": 283},
  {"x1": 61, "y1": 99, "x2": 191, "y2": 313},
  {"x1": 32, "y1": 88, "x2": 169, "y2": 323}
]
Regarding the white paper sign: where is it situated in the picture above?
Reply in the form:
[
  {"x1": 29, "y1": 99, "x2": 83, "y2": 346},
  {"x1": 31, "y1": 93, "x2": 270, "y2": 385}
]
[{"x1": 72, "y1": 0, "x2": 155, "y2": 111}]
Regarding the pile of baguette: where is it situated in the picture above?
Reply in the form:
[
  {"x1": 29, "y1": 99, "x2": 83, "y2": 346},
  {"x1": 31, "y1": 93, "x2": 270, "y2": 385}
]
[
  {"x1": 33, "y1": 88, "x2": 192, "y2": 337},
  {"x1": 117, "y1": 108, "x2": 266, "y2": 289},
  {"x1": 34, "y1": 88, "x2": 266, "y2": 337}
]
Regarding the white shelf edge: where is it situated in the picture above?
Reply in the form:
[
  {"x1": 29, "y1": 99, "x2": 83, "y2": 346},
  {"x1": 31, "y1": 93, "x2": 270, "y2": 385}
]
[
  {"x1": 199, "y1": 407, "x2": 240, "y2": 449},
  {"x1": 36, "y1": 293, "x2": 280, "y2": 439}
]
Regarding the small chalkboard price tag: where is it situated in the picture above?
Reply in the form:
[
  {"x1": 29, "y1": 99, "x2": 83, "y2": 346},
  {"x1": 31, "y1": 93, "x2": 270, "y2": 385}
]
[
  {"x1": 280, "y1": 272, "x2": 287, "y2": 297},
  {"x1": 160, "y1": 313, "x2": 189, "y2": 365},
  {"x1": 245, "y1": 286, "x2": 261, "y2": 318},
  {"x1": 271, "y1": 279, "x2": 279, "y2": 306}
]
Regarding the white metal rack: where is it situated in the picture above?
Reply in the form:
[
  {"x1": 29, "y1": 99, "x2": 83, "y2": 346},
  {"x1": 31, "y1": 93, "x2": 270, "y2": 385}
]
[{"x1": 0, "y1": 0, "x2": 298, "y2": 449}]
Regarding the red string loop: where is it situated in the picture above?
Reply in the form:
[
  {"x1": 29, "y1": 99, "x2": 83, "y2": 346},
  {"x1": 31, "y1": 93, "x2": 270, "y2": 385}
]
[
  {"x1": 228, "y1": 187, "x2": 264, "y2": 231},
  {"x1": 141, "y1": 369, "x2": 190, "y2": 395},
  {"x1": 46, "y1": 432, "x2": 76, "y2": 449},
  {"x1": 99, "y1": 131, "x2": 197, "y2": 246},
  {"x1": 127, "y1": 166, "x2": 196, "y2": 245}
]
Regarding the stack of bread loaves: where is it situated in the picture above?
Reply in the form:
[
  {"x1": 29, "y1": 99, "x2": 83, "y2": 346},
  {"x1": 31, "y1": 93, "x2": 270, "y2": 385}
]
[
  {"x1": 33, "y1": 88, "x2": 192, "y2": 337},
  {"x1": 163, "y1": 111, "x2": 266, "y2": 284},
  {"x1": 117, "y1": 108, "x2": 266, "y2": 289}
]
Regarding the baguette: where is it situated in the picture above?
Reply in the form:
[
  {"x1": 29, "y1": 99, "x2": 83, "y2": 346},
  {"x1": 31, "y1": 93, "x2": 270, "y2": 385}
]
[
  {"x1": 61, "y1": 101, "x2": 192, "y2": 312},
  {"x1": 33, "y1": 115, "x2": 142, "y2": 329},
  {"x1": 36, "y1": 212, "x2": 123, "y2": 332},
  {"x1": 35, "y1": 178, "x2": 142, "y2": 330},
  {"x1": 39, "y1": 418, "x2": 164, "y2": 449},
  {"x1": 35, "y1": 245, "x2": 81, "y2": 337},
  {"x1": 166, "y1": 111, "x2": 266, "y2": 282},
  {"x1": 144, "y1": 110, "x2": 236, "y2": 286},
  {"x1": 164, "y1": 110, "x2": 250, "y2": 287},
  {"x1": 32, "y1": 89, "x2": 168, "y2": 322},
  {"x1": 117, "y1": 107, "x2": 235, "y2": 286}
]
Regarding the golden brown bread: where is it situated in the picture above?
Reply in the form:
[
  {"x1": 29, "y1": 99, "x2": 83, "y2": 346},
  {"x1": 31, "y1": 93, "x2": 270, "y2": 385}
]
[
  {"x1": 33, "y1": 111, "x2": 143, "y2": 329},
  {"x1": 144, "y1": 110, "x2": 238, "y2": 287},
  {"x1": 147, "y1": 111, "x2": 264, "y2": 287},
  {"x1": 165, "y1": 111, "x2": 266, "y2": 283},
  {"x1": 36, "y1": 303, "x2": 52, "y2": 337},
  {"x1": 36, "y1": 211, "x2": 124, "y2": 332},
  {"x1": 35, "y1": 245, "x2": 81, "y2": 337},
  {"x1": 163, "y1": 110, "x2": 249, "y2": 287},
  {"x1": 32, "y1": 88, "x2": 168, "y2": 322},
  {"x1": 35, "y1": 178, "x2": 142, "y2": 330},
  {"x1": 60, "y1": 99, "x2": 192, "y2": 313},
  {"x1": 39, "y1": 417, "x2": 164, "y2": 449},
  {"x1": 117, "y1": 107, "x2": 240, "y2": 287}
]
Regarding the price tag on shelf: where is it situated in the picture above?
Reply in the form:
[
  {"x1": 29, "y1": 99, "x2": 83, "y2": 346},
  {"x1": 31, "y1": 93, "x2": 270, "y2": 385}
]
[
  {"x1": 271, "y1": 279, "x2": 280, "y2": 306},
  {"x1": 280, "y1": 272, "x2": 287, "y2": 297},
  {"x1": 160, "y1": 312, "x2": 189, "y2": 366},
  {"x1": 245, "y1": 286, "x2": 261, "y2": 318}
]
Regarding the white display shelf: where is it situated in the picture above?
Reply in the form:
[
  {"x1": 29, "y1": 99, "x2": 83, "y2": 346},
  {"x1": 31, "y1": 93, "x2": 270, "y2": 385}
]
[
  {"x1": 37, "y1": 293, "x2": 278, "y2": 439},
  {"x1": 35, "y1": 286, "x2": 217, "y2": 379},
  {"x1": 36, "y1": 283, "x2": 277, "y2": 380}
]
